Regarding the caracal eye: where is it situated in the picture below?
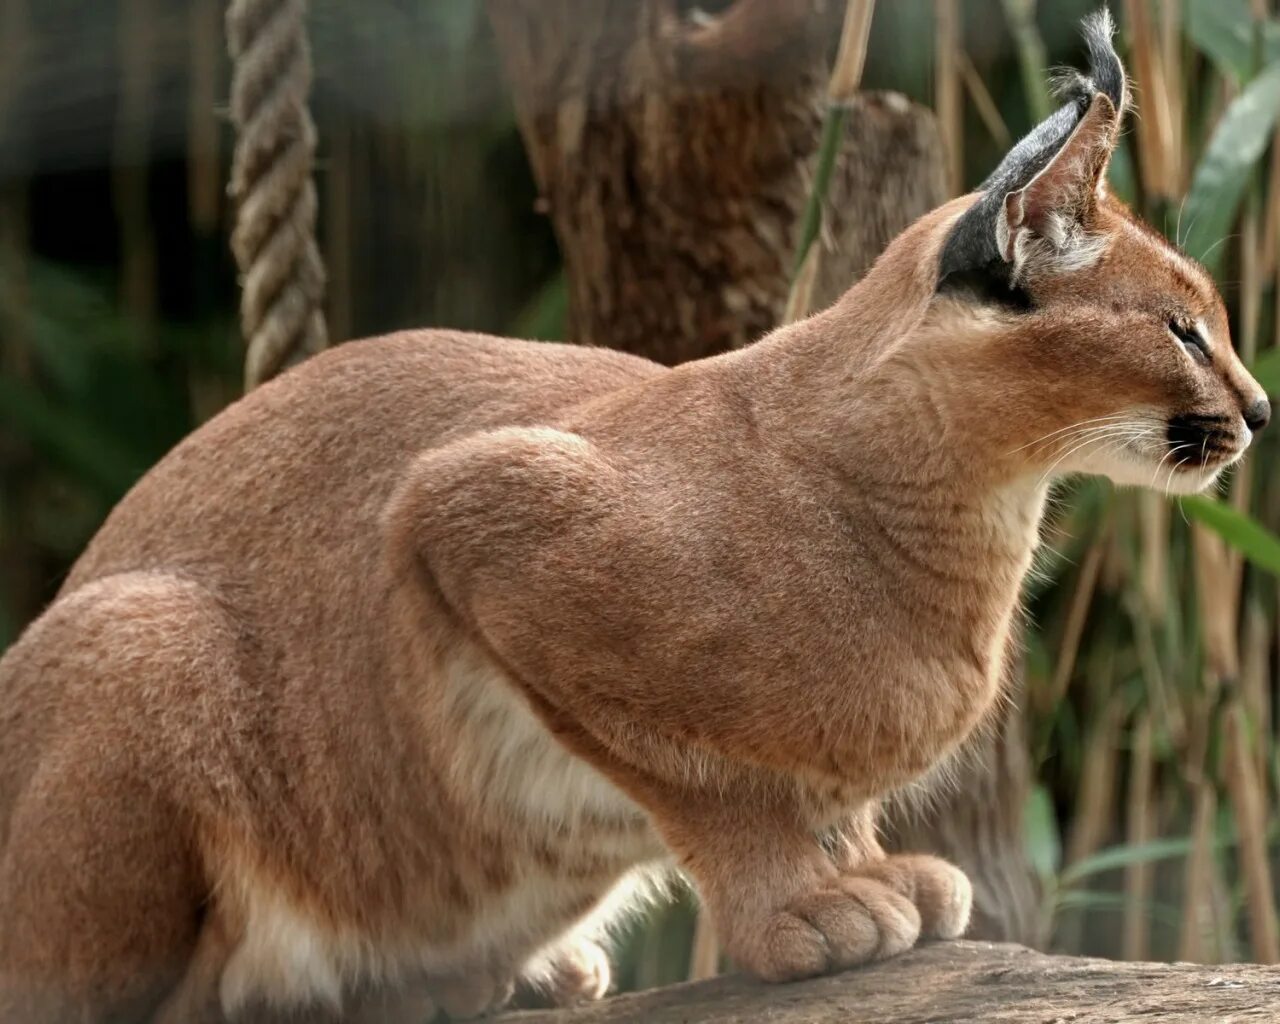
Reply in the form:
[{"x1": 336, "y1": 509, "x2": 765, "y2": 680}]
[{"x1": 1168, "y1": 319, "x2": 1210, "y2": 364}]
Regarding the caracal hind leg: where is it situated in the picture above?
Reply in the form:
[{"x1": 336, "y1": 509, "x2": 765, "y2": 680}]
[
  {"x1": 0, "y1": 573, "x2": 242, "y2": 1022},
  {"x1": 833, "y1": 806, "x2": 973, "y2": 942},
  {"x1": 0, "y1": 756, "x2": 203, "y2": 1023}
]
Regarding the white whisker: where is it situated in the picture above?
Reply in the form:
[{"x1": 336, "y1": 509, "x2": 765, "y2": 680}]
[
  {"x1": 1006, "y1": 413, "x2": 1131, "y2": 456},
  {"x1": 1036, "y1": 425, "x2": 1147, "y2": 487}
]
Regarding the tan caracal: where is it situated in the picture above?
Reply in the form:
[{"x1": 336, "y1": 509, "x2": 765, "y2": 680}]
[{"x1": 0, "y1": 12, "x2": 1269, "y2": 1022}]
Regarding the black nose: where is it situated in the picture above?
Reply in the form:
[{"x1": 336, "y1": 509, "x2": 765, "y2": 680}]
[{"x1": 1244, "y1": 397, "x2": 1271, "y2": 433}]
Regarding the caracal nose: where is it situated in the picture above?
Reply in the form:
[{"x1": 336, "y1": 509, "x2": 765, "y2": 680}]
[{"x1": 1243, "y1": 396, "x2": 1271, "y2": 435}]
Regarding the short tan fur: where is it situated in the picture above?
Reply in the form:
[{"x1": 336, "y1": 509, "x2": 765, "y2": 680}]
[{"x1": 0, "y1": 12, "x2": 1268, "y2": 1022}]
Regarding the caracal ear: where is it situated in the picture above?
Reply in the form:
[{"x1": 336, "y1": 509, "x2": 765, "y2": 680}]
[
  {"x1": 938, "y1": 9, "x2": 1128, "y2": 287},
  {"x1": 995, "y1": 92, "x2": 1117, "y2": 270}
]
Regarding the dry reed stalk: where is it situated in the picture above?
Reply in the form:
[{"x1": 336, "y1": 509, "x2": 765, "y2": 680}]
[
  {"x1": 0, "y1": 0, "x2": 30, "y2": 362},
  {"x1": 1054, "y1": 705, "x2": 1121, "y2": 952},
  {"x1": 687, "y1": 911, "x2": 720, "y2": 981},
  {"x1": 1192, "y1": 526, "x2": 1241, "y2": 684},
  {"x1": 1267, "y1": 119, "x2": 1280, "y2": 396},
  {"x1": 1182, "y1": 691, "x2": 1238, "y2": 964},
  {"x1": 1124, "y1": 0, "x2": 1177, "y2": 201},
  {"x1": 1225, "y1": 459, "x2": 1252, "y2": 603},
  {"x1": 1209, "y1": 842, "x2": 1241, "y2": 963},
  {"x1": 326, "y1": 112, "x2": 354, "y2": 344},
  {"x1": 1138, "y1": 493, "x2": 1169, "y2": 625},
  {"x1": 958, "y1": 51, "x2": 1011, "y2": 149},
  {"x1": 1215, "y1": 248, "x2": 1249, "y2": 631},
  {"x1": 1223, "y1": 701, "x2": 1280, "y2": 962},
  {"x1": 114, "y1": 0, "x2": 159, "y2": 339},
  {"x1": 1100, "y1": 501, "x2": 1134, "y2": 592},
  {"x1": 828, "y1": 0, "x2": 877, "y2": 104},
  {"x1": 633, "y1": 901, "x2": 691, "y2": 990},
  {"x1": 1131, "y1": 586, "x2": 1183, "y2": 748},
  {"x1": 1157, "y1": 0, "x2": 1185, "y2": 192},
  {"x1": 1265, "y1": 124, "x2": 1280, "y2": 410},
  {"x1": 1240, "y1": 602, "x2": 1272, "y2": 794},
  {"x1": 1262, "y1": 127, "x2": 1280, "y2": 281},
  {"x1": 1055, "y1": 661, "x2": 1122, "y2": 953},
  {"x1": 187, "y1": 0, "x2": 222, "y2": 234},
  {"x1": 1046, "y1": 539, "x2": 1107, "y2": 712},
  {"x1": 783, "y1": 243, "x2": 822, "y2": 324},
  {"x1": 934, "y1": 0, "x2": 963, "y2": 197},
  {"x1": 1130, "y1": 1, "x2": 1186, "y2": 634},
  {"x1": 783, "y1": 0, "x2": 876, "y2": 322},
  {"x1": 1240, "y1": 213, "x2": 1262, "y2": 364},
  {"x1": 1066, "y1": 696, "x2": 1125, "y2": 868},
  {"x1": 1122, "y1": 712, "x2": 1156, "y2": 960},
  {"x1": 1177, "y1": 780, "x2": 1219, "y2": 962}
]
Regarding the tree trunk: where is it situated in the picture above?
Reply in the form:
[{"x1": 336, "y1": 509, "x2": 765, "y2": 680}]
[
  {"x1": 485, "y1": 0, "x2": 1038, "y2": 946},
  {"x1": 496, "y1": 941, "x2": 1280, "y2": 1023}
]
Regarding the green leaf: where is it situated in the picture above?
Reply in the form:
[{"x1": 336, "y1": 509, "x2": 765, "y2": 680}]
[
  {"x1": 1253, "y1": 348, "x2": 1280, "y2": 396},
  {"x1": 1182, "y1": 62, "x2": 1280, "y2": 274},
  {"x1": 1059, "y1": 836, "x2": 1198, "y2": 888},
  {"x1": 1053, "y1": 889, "x2": 1184, "y2": 928},
  {"x1": 1180, "y1": 495, "x2": 1280, "y2": 577},
  {"x1": 1024, "y1": 785, "x2": 1061, "y2": 880},
  {"x1": 1187, "y1": 0, "x2": 1280, "y2": 81}
]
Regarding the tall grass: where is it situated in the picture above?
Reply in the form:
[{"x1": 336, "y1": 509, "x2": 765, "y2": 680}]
[{"x1": 1019, "y1": 0, "x2": 1280, "y2": 964}]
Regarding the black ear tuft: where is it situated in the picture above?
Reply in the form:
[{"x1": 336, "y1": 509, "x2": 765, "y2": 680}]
[
  {"x1": 1048, "y1": 10, "x2": 1126, "y2": 110},
  {"x1": 1080, "y1": 9, "x2": 1127, "y2": 113},
  {"x1": 935, "y1": 101, "x2": 1086, "y2": 282},
  {"x1": 936, "y1": 7, "x2": 1125, "y2": 287}
]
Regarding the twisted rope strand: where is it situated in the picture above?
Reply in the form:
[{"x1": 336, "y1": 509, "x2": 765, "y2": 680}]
[{"x1": 227, "y1": 0, "x2": 327, "y2": 390}]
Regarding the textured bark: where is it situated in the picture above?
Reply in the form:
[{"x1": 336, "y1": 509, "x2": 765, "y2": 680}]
[
  {"x1": 486, "y1": 0, "x2": 945, "y2": 363},
  {"x1": 497, "y1": 942, "x2": 1280, "y2": 1023},
  {"x1": 486, "y1": 0, "x2": 1037, "y2": 945}
]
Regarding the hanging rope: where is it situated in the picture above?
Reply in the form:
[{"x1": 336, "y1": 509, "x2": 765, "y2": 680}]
[{"x1": 226, "y1": 0, "x2": 327, "y2": 391}]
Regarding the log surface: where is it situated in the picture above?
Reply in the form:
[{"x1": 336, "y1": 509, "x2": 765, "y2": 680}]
[{"x1": 500, "y1": 941, "x2": 1280, "y2": 1023}]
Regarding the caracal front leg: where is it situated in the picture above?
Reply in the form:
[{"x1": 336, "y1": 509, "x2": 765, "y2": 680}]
[
  {"x1": 831, "y1": 805, "x2": 973, "y2": 944},
  {"x1": 652, "y1": 793, "x2": 922, "y2": 983}
]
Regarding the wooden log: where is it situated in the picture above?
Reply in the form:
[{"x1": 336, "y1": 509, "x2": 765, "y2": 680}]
[{"x1": 498, "y1": 941, "x2": 1280, "y2": 1023}]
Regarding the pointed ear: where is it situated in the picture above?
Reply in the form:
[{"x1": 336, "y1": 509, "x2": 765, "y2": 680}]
[
  {"x1": 937, "y1": 8, "x2": 1128, "y2": 288},
  {"x1": 994, "y1": 93, "x2": 1117, "y2": 267}
]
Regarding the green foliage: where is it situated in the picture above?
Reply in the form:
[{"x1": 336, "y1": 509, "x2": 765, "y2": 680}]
[
  {"x1": 1254, "y1": 348, "x2": 1280, "y2": 395},
  {"x1": 1053, "y1": 889, "x2": 1183, "y2": 928},
  {"x1": 2, "y1": 262, "x2": 228, "y2": 507},
  {"x1": 1180, "y1": 495, "x2": 1280, "y2": 577},
  {"x1": 1181, "y1": 61, "x2": 1280, "y2": 272},
  {"x1": 0, "y1": 376, "x2": 141, "y2": 499},
  {"x1": 1059, "y1": 836, "x2": 1202, "y2": 888},
  {"x1": 1023, "y1": 784, "x2": 1062, "y2": 881},
  {"x1": 1187, "y1": 0, "x2": 1280, "y2": 80}
]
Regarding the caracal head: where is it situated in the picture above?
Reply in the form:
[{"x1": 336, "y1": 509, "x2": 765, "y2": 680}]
[{"x1": 931, "y1": 10, "x2": 1268, "y2": 495}]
